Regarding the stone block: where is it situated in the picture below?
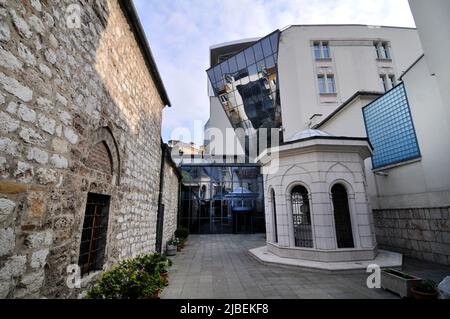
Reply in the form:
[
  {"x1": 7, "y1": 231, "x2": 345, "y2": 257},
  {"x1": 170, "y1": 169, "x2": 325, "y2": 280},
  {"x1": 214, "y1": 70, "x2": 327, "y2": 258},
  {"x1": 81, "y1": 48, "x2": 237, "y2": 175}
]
[
  {"x1": 0, "y1": 198, "x2": 15, "y2": 223},
  {"x1": 0, "y1": 47, "x2": 23, "y2": 70},
  {"x1": 0, "y1": 228, "x2": 14, "y2": 257},
  {"x1": 0, "y1": 72, "x2": 33, "y2": 102},
  {"x1": 26, "y1": 230, "x2": 53, "y2": 249},
  {"x1": 31, "y1": 249, "x2": 49, "y2": 268}
]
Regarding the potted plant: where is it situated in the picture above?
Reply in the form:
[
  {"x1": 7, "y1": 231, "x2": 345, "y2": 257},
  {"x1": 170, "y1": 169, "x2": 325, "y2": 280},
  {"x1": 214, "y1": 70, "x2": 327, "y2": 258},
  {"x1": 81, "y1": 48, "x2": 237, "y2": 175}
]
[
  {"x1": 381, "y1": 269, "x2": 422, "y2": 298},
  {"x1": 411, "y1": 280, "x2": 439, "y2": 300},
  {"x1": 166, "y1": 237, "x2": 178, "y2": 256},
  {"x1": 175, "y1": 228, "x2": 189, "y2": 242}
]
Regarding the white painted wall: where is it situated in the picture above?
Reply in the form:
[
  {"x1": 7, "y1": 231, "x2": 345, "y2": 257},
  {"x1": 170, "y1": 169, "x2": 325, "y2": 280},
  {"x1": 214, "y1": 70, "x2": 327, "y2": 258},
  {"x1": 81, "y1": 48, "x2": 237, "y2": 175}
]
[
  {"x1": 278, "y1": 25, "x2": 423, "y2": 140},
  {"x1": 409, "y1": 0, "x2": 450, "y2": 127},
  {"x1": 321, "y1": 58, "x2": 450, "y2": 209}
]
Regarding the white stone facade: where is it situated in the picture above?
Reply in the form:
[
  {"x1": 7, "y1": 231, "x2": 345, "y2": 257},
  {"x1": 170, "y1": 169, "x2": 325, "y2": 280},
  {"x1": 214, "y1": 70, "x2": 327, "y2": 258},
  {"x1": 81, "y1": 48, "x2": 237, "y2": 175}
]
[{"x1": 259, "y1": 134, "x2": 378, "y2": 262}]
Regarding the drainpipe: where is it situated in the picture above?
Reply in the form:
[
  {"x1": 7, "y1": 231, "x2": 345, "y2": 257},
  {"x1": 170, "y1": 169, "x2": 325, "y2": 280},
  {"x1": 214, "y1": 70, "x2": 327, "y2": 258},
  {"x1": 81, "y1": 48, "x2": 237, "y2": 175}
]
[{"x1": 156, "y1": 141, "x2": 167, "y2": 253}]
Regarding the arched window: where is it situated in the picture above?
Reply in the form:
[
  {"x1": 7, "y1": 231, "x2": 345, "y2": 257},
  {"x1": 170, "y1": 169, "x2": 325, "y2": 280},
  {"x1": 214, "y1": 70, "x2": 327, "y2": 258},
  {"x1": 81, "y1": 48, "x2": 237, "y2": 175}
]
[
  {"x1": 271, "y1": 189, "x2": 278, "y2": 243},
  {"x1": 331, "y1": 184, "x2": 354, "y2": 248},
  {"x1": 291, "y1": 185, "x2": 313, "y2": 248}
]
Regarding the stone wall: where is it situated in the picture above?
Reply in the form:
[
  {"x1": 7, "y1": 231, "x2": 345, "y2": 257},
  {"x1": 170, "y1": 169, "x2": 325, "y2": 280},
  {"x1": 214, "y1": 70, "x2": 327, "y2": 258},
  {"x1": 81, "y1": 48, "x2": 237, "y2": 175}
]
[
  {"x1": 161, "y1": 158, "x2": 180, "y2": 251},
  {"x1": 373, "y1": 207, "x2": 450, "y2": 266},
  {"x1": 0, "y1": 0, "x2": 169, "y2": 298}
]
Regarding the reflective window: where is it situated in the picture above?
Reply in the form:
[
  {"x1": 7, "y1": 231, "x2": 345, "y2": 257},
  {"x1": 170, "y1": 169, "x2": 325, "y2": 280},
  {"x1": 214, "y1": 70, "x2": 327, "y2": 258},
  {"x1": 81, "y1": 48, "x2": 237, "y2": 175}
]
[
  {"x1": 314, "y1": 42, "x2": 321, "y2": 59},
  {"x1": 313, "y1": 41, "x2": 331, "y2": 60},
  {"x1": 206, "y1": 31, "x2": 282, "y2": 144},
  {"x1": 291, "y1": 186, "x2": 313, "y2": 248},
  {"x1": 363, "y1": 83, "x2": 421, "y2": 169},
  {"x1": 179, "y1": 165, "x2": 265, "y2": 234},
  {"x1": 318, "y1": 75, "x2": 326, "y2": 94},
  {"x1": 327, "y1": 75, "x2": 335, "y2": 93},
  {"x1": 322, "y1": 42, "x2": 330, "y2": 59}
]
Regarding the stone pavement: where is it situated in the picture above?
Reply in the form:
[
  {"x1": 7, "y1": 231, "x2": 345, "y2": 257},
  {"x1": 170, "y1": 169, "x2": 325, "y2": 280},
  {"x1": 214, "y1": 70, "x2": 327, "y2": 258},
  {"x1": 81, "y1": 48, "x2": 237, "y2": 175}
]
[{"x1": 162, "y1": 234, "x2": 450, "y2": 299}]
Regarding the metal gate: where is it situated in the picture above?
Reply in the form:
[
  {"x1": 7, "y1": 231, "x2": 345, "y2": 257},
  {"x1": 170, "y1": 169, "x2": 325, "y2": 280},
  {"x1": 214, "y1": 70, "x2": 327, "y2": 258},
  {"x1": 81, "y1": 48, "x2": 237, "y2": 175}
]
[{"x1": 291, "y1": 186, "x2": 313, "y2": 248}]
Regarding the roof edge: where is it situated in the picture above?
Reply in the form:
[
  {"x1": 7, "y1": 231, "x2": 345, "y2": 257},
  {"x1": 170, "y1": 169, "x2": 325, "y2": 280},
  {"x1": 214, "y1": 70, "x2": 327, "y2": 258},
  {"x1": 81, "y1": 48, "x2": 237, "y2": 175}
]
[
  {"x1": 399, "y1": 54, "x2": 425, "y2": 80},
  {"x1": 119, "y1": 0, "x2": 171, "y2": 107},
  {"x1": 284, "y1": 24, "x2": 417, "y2": 30},
  {"x1": 314, "y1": 91, "x2": 383, "y2": 129}
]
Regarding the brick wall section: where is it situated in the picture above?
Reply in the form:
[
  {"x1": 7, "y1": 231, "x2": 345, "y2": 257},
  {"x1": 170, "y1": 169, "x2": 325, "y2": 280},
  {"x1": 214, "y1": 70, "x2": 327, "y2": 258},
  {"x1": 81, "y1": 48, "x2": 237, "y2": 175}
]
[
  {"x1": 161, "y1": 160, "x2": 180, "y2": 251},
  {"x1": 0, "y1": 0, "x2": 169, "y2": 298},
  {"x1": 373, "y1": 207, "x2": 450, "y2": 266}
]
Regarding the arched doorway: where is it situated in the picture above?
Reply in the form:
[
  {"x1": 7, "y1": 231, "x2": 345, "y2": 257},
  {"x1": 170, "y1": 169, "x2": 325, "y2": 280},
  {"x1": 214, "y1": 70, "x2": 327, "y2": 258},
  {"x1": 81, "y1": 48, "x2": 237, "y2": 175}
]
[
  {"x1": 271, "y1": 189, "x2": 278, "y2": 243},
  {"x1": 331, "y1": 184, "x2": 355, "y2": 248},
  {"x1": 291, "y1": 185, "x2": 313, "y2": 248}
]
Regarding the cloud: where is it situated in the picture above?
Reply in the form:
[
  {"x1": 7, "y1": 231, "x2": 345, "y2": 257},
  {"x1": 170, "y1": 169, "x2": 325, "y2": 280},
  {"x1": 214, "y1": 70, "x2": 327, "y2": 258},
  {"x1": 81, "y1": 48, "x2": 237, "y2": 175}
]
[{"x1": 133, "y1": 0, "x2": 415, "y2": 145}]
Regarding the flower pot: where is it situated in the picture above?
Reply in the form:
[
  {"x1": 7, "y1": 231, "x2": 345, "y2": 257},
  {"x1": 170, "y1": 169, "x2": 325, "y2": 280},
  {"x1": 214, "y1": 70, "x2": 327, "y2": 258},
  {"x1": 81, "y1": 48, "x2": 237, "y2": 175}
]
[
  {"x1": 411, "y1": 287, "x2": 439, "y2": 300},
  {"x1": 166, "y1": 244, "x2": 177, "y2": 256},
  {"x1": 161, "y1": 271, "x2": 169, "y2": 286},
  {"x1": 381, "y1": 269, "x2": 422, "y2": 298},
  {"x1": 150, "y1": 288, "x2": 161, "y2": 299}
]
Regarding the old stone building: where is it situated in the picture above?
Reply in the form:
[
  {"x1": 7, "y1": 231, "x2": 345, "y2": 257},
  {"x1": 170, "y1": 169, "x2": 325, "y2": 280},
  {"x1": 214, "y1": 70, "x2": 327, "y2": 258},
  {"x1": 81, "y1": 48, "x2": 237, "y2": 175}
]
[{"x1": 0, "y1": 0, "x2": 180, "y2": 298}]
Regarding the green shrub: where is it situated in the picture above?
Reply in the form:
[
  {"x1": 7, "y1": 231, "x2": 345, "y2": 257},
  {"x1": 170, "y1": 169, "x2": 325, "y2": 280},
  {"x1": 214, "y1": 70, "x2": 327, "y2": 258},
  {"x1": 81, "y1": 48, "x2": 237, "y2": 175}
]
[
  {"x1": 174, "y1": 227, "x2": 189, "y2": 240},
  {"x1": 86, "y1": 253, "x2": 169, "y2": 299}
]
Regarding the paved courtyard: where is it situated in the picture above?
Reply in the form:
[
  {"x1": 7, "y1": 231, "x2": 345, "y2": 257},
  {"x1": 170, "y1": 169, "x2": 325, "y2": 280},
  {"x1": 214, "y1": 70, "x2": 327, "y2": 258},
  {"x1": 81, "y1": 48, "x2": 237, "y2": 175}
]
[{"x1": 162, "y1": 234, "x2": 450, "y2": 299}]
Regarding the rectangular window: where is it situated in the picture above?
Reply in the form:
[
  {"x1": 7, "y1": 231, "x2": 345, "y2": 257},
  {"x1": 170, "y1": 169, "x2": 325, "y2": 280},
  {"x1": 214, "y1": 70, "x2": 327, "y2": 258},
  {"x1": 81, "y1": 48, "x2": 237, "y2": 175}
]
[
  {"x1": 380, "y1": 75, "x2": 389, "y2": 92},
  {"x1": 314, "y1": 41, "x2": 331, "y2": 60},
  {"x1": 382, "y1": 43, "x2": 391, "y2": 59},
  {"x1": 322, "y1": 42, "x2": 330, "y2": 59},
  {"x1": 318, "y1": 75, "x2": 326, "y2": 94},
  {"x1": 389, "y1": 75, "x2": 396, "y2": 88},
  {"x1": 327, "y1": 75, "x2": 336, "y2": 93},
  {"x1": 374, "y1": 41, "x2": 391, "y2": 60},
  {"x1": 318, "y1": 74, "x2": 336, "y2": 94},
  {"x1": 374, "y1": 43, "x2": 381, "y2": 59},
  {"x1": 78, "y1": 193, "x2": 111, "y2": 275},
  {"x1": 363, "y1": 83, "x2": 421, "y2": 169},
  {"x1": 314, "y1": 42, "x2": 321, "y2": 59}
]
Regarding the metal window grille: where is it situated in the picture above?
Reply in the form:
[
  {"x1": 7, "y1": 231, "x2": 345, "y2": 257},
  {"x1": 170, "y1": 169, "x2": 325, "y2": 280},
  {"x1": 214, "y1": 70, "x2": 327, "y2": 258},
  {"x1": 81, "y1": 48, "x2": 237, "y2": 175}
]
[
  {"x1": 291, "y1": 186, "x2": 313, "y2": 248},
  {"x1": 78, "y1": 193, "x2": 111, "y2": 275}
]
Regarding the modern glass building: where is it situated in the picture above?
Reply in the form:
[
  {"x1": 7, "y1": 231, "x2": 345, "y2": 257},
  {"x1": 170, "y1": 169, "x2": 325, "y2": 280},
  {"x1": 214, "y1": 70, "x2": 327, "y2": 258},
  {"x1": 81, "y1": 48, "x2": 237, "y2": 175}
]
[
  {"x1": 206, "y1": 31, "x2": 282, "y2": 154},
  {"x1": 179, "y1": 164, "x2": 265, "y2": 234}
]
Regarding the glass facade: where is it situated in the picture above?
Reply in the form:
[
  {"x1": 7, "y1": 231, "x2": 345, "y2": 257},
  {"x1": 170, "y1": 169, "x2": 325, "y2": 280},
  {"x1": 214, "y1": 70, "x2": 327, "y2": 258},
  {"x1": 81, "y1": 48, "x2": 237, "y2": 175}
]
[
  {"x1": 206, "y1": 31, "x2": 282, "y2": 140},
  {"x1": 179, "y1": 165, "x2": 265, "y2": 234},
  {"x1": 363, "y1": 83, "x2": 421, "y2": 169}
]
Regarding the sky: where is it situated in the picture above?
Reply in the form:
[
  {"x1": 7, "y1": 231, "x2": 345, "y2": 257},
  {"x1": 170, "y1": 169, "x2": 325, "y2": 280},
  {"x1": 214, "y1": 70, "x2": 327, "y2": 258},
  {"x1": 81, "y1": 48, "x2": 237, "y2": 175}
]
[{"x1": 134, "y1": 0, "x2": 416, "y2": 145}]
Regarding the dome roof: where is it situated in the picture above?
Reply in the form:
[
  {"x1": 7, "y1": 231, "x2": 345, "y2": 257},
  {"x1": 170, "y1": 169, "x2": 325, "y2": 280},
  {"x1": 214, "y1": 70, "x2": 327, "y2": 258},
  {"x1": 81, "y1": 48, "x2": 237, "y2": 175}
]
[{"x1": 287, "y1": 129, "x2": 333, "y2": 141}]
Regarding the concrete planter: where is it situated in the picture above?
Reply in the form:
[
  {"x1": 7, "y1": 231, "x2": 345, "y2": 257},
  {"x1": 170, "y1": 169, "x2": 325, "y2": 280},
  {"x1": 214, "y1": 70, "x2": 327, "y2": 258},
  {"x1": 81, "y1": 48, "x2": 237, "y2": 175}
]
[
  {"x1": 381, "y1": 269, "x2": 422, "y2": 298},
  {"x1": 166, "y1": 244, "x2": 177, "y2": 256}
]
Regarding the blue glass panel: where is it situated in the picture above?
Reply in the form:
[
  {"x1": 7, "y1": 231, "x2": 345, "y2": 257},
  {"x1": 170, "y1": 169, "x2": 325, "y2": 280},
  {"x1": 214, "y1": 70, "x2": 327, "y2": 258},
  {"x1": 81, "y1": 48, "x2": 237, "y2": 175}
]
[
  {"x1": 253, "y1": 42, "x2": 264, "y2": 62},
  {"x1": 228, "y1": 56, "x2": 238, "y2": 74},
  {"x1": 207, "y1": 69, "x2": 216, "y2": 85},
  {"x1": 363, "y1": 83, "x2": 420, "y2": 169},
  {"x1": 244, "y1": 47, "x2": 256, "y2": 65},
  {"x1": 261, "y1": 37, "x2": 272, "y2": 56},
  {"x1": 236, "y1": 52, "x2": 247, "y2": 70},
  {"x1": 269, "y1": 33, "x2": 278, "y2": 53},
  {"x1": 220, "y1": 60, "x2": 230, "y2": 75}
]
